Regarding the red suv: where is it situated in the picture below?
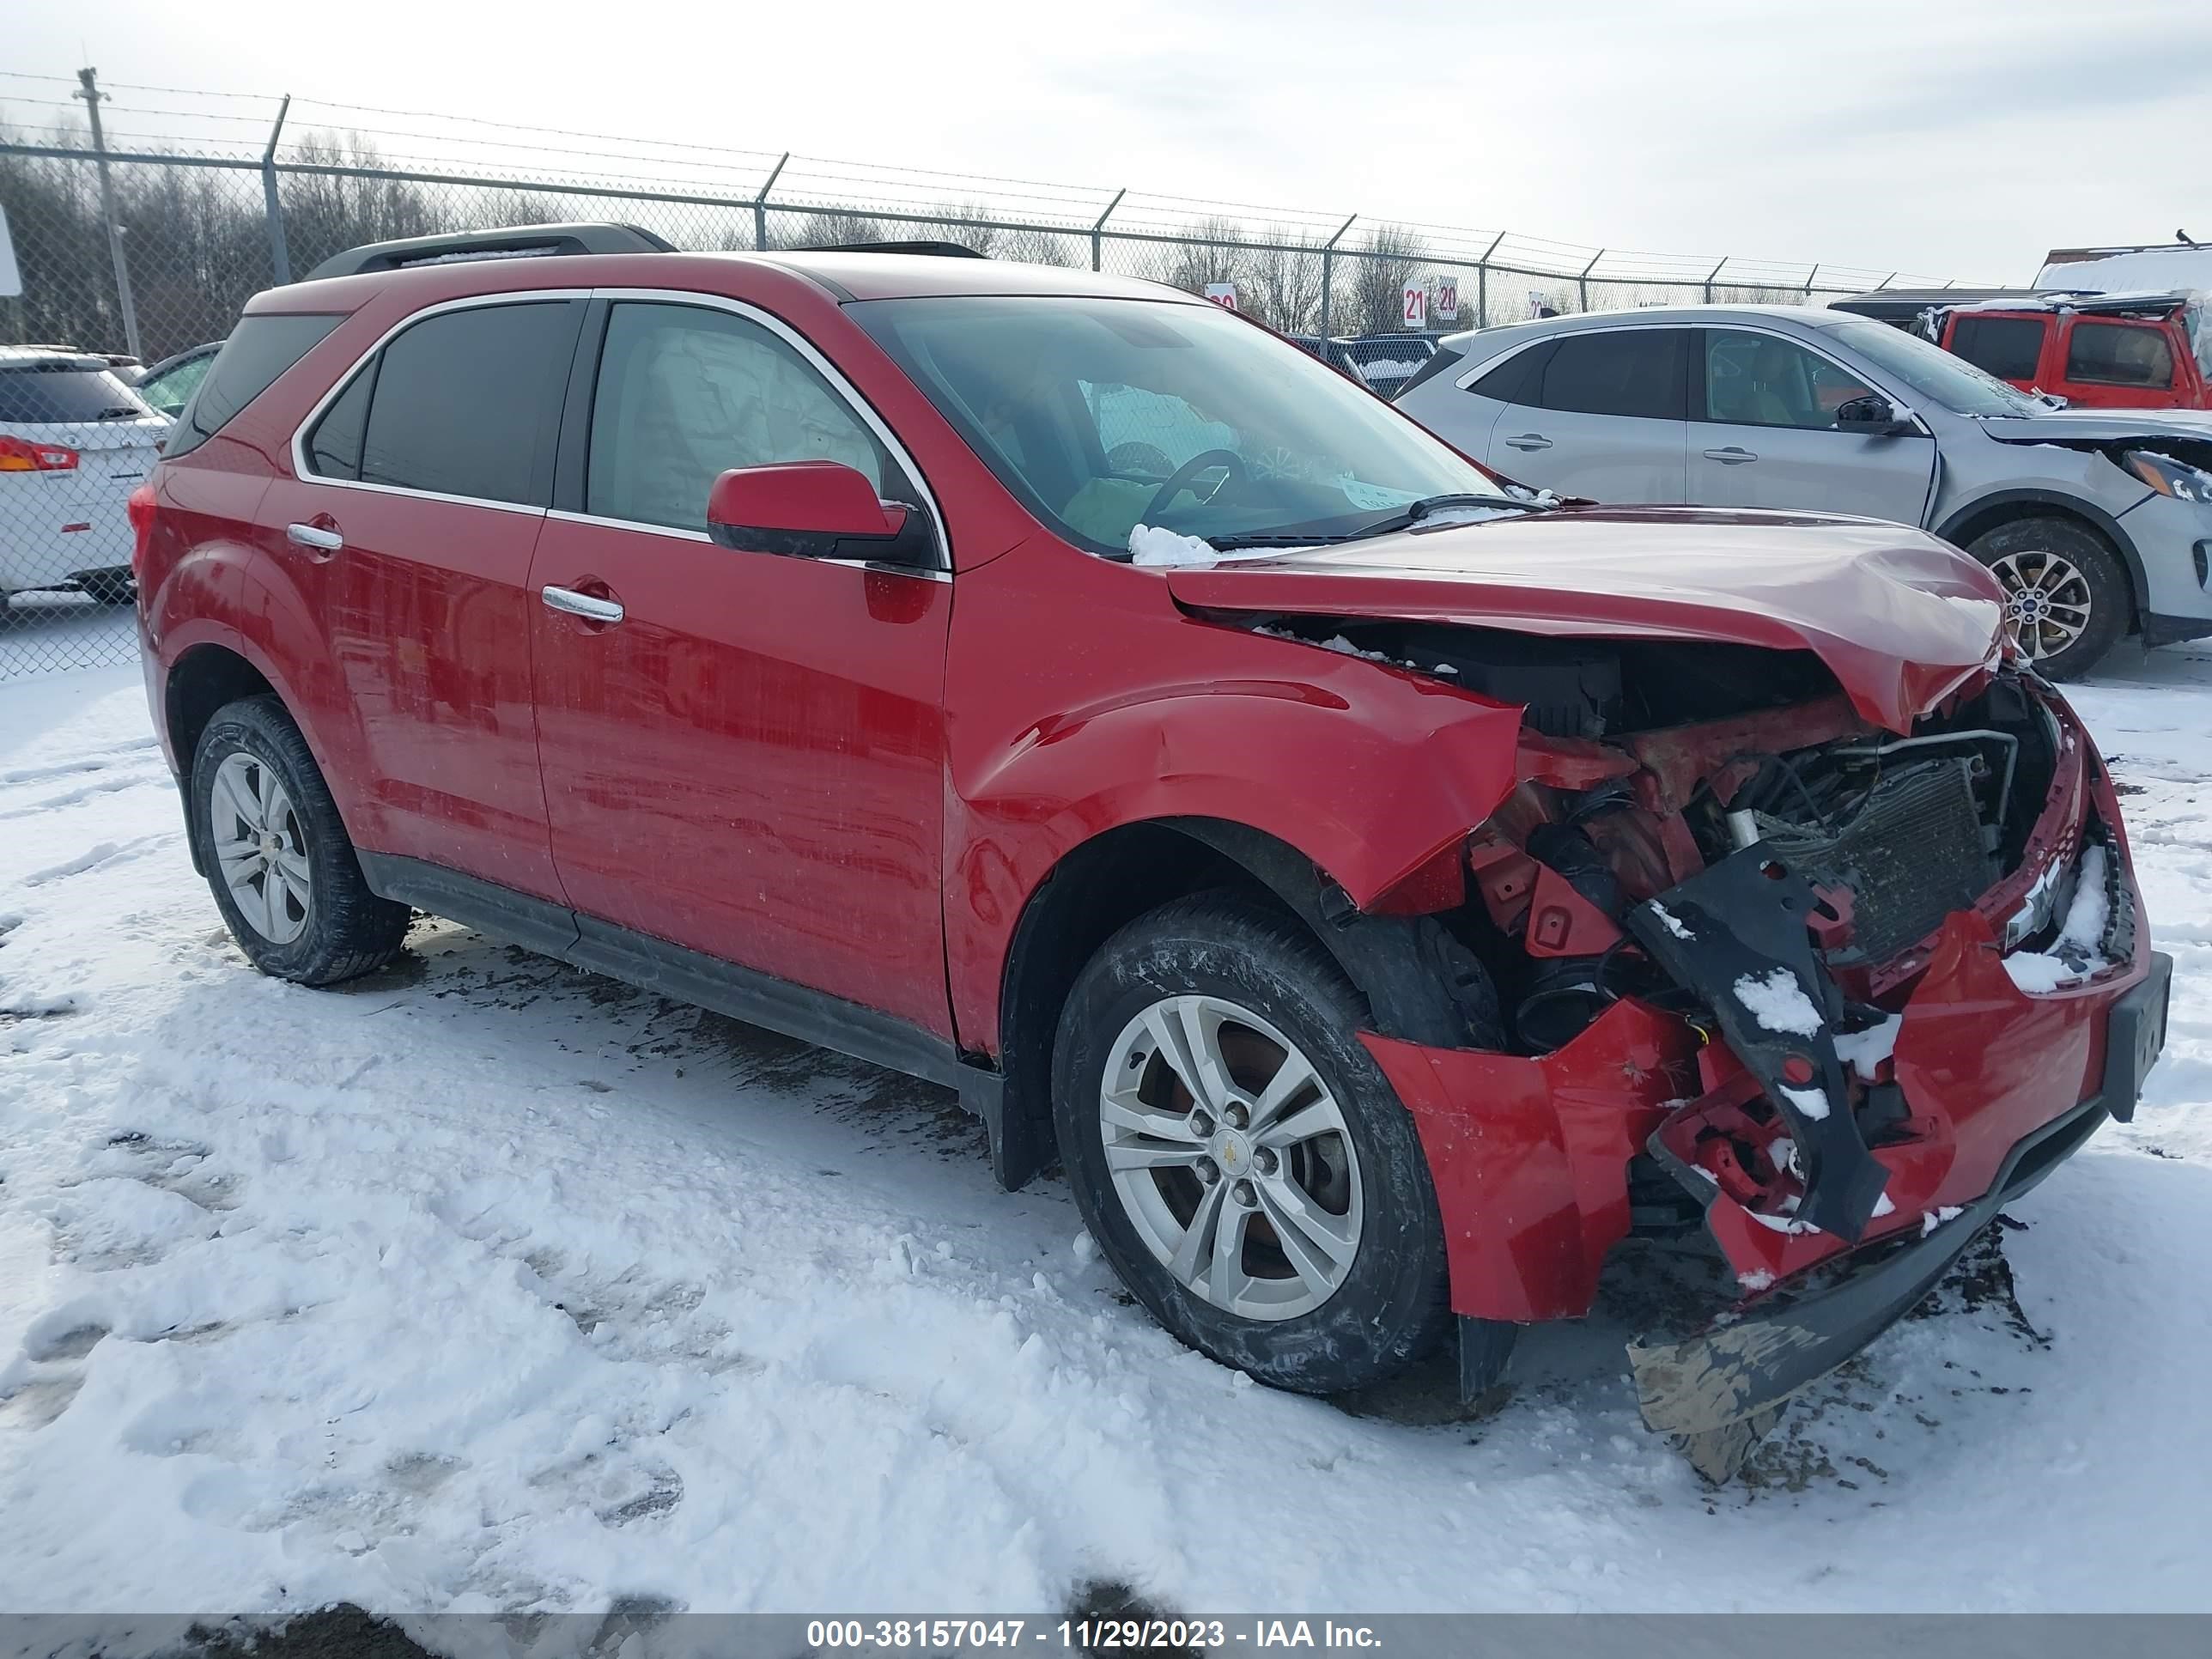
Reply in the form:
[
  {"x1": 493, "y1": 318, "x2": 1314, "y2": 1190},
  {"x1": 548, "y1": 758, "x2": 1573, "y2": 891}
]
[
  {"x1": 133, "y1": 224, "x2": 2169, "y2": 1477},
  {"x1": 1835, "y1": 288, "x2": 2211, "y2": 410}
]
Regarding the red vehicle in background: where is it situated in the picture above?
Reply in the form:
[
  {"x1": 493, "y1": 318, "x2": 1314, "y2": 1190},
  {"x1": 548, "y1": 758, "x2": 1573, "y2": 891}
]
[
  {"x1": 1834, "y1": 287, "x2": 2212, "y2": 410},
  {"x1": 132, "y1": 224, "x2": 2169, "y2": 1479}
]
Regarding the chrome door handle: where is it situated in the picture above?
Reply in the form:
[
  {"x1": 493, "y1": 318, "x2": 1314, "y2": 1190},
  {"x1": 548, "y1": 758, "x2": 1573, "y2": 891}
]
[
  {"x1": 540, "y1": 585, "x2": 625, "y2": 624},
  {"x1": 1704, "y1": 447, "x2": 1758, "y2": 464},
  {"x1": 1503, "y1": 433, "x2": 1553, "y2": 451},
  {"x1": 286, "y1": 522, "x2": 343, "y2": 551}
]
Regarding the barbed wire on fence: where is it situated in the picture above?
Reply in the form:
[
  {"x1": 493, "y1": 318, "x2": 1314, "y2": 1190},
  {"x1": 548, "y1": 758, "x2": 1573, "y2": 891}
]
[{"x1": 0, "y1": 69, "x2": 1972, "y2": 678}]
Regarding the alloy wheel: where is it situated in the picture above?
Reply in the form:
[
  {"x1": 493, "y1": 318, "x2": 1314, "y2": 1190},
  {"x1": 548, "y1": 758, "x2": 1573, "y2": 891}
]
[
  {"x1": 1989, "y1": 549, "x2": 2093, "y2": 662},
  {"x1": 210, "y1": 750, "x2": 313, "y2": 945},
  {"x1": 1098, "y1": 994, "x2": 1363, "y2": 1321}
]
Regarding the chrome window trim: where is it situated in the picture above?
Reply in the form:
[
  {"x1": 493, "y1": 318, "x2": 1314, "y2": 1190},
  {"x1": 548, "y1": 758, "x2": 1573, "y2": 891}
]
[
  {"x1": 584, "y1": 286, "x2": 950, "y2": 574},
  {"x1": 286, "y1": 285, "x2": 953, "y2": 570},
  {"x1": 287, "y1": 288, "x2": 590, "y2": 515},
  {"x1": 543, "y1": 507, "x2": 951, "y2": 584}
]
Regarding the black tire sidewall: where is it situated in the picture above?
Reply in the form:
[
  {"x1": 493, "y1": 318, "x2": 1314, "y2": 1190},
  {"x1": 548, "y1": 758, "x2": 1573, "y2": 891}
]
[
  {"x1": 1052, "y1": 896, "x2": 1453, "y2": 1394},
  {"x1": 1968, "y1": 517, "x2": 2129, "y2": 680},
  {"x1": 189, "y1": 697, "x2": 404, "y2": 985}
]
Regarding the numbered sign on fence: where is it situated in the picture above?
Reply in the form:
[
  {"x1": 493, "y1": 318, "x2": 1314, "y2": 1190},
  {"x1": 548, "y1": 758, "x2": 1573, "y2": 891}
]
[
  {"x1": 1204, "y1": 282, "x2": 1238, "y2": 311},
  {"x1": 1401, "y1": 283, "x2": 1427, "y2": 329},
  {"x1": 1434, "y1": 276, "x2": 1457, "y2": 322}
]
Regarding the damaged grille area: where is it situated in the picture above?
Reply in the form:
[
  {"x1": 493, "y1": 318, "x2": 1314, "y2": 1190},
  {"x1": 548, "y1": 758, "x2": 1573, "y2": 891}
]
[{"x1": 1756, "y1": 757, "x2": 1991, "y2": 968}]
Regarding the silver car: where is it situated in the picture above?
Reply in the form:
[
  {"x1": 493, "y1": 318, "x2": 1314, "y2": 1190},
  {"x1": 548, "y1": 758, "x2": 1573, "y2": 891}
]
[{"x1": 1394, "y1": 305, "x2": 2212, "y2": 678}]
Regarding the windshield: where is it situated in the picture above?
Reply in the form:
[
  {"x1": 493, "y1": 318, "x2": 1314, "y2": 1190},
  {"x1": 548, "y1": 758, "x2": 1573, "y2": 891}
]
[
  {"x1": 849, "y1": 295, "x2": 1510, "y2": 555},
  {"x1": 1822, "y1": 319, "x2": 2042, "y2": 417}
]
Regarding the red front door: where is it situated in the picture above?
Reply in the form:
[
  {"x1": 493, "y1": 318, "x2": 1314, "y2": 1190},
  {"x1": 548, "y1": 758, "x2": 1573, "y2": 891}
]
[{"x1": 526, "y1": 296, "x2": 953, "y2": 1034}]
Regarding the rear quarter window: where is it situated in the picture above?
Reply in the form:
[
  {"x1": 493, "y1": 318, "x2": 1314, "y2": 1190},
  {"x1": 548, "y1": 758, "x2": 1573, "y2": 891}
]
[
  {"x1": 2065, "y1": 321, "x2": 2175, "y2": 389},
  {"x1": 164, "y1": 313, "x2": 346, "y2": 459},
  {"x1": 1947, "y1": 314, "x2": 2046, "y2": 382}
]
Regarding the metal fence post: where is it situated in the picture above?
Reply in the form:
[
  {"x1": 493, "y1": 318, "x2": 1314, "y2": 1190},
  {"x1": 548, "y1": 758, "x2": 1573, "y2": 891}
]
[
  {"x1": 1091, "y1": 188, "x2": 1125, "y2": 272},
  {"x1": 261, "y1": 94, "x2": 293, "y2": 285},
  {"x1": 1318, "y1": 213, "x2": 1356, "y2": 343},
  {"x1": 1803, "y1": 262, "x2": 1820, "y2": 300},
  {"x1": 1477, "y1": 232, "x2": 1503, "y2": 328},
  {"x1": 753, "y1": 152, "x2": 788, "y2": 252},
  {"x1": 1703, "y1": 256, "x2": 1727, "y2": 305},
  {"x1": 1577, "y1": 247, "x2": 1603, "y2": 314},
  {"x1": 73, "y1": 67, "x2": 142, "y2": 360}
]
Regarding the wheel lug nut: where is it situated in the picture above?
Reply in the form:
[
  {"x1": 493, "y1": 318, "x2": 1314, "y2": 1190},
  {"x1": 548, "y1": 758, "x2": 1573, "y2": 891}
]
[
  {"x1": 1223, "y1": 1103, "x2": 1248, "y2": 1128},
  {"x1": 1254, "y1": 1147, "x2": 1278, "y2": 1176},
  {"x1": 1233, "y1": 1179, "x2": 1257, "y2": 1207},
  {"x1": 1196, "y1": 1162, "x2": 1219, "y2": 1186},
  {"x1": 1190, "y1": 1113, "x2": 1214, "y2": 1137}
]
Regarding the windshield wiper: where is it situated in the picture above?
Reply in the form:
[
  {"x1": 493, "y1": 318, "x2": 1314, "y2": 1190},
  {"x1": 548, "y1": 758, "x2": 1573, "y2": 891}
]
[
  {"x1": 1339, "y1": 492, "x2": 1537, "y2": 541},
  {"x1": 1206, "y1": 494, "x2": 1539, "y2": 553}
]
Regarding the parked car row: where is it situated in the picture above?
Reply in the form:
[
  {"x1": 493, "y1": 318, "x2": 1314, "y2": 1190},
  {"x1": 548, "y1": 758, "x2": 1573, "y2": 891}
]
[
  {"x1": 128, "y1": 225, "x2": 2167, "y2": 1477},
  {"x1": 1394, "y1": 305, "x2": 2212, "y2": 678}
]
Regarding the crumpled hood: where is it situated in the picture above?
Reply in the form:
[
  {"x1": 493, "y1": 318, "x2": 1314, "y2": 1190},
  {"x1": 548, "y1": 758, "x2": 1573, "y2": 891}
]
[
  {"x1": 1162, "y1": 506, "x2": 2003, "y2": 732},
  {"x1": 1976, "y1": 407, "x2": 2212, "y2": 444}
]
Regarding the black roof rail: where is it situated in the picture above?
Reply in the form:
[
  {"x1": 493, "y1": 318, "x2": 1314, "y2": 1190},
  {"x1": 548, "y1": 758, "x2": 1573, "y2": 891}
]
[
  {"x1": 790, "y1": 240, "x2": 987, "y2": 258},
  {"x1": 301, "y1": 222, "x2": 678, "y2": 283}
]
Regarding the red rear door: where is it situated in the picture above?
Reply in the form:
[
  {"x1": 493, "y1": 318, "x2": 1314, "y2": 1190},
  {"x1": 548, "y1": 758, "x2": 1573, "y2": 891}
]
[
  {"x1": 252, "y1": 295, "x2": 585, "y2": 897},
  {"x1": 527, "y1": 295, "x2": 952, "y2": 1034}
]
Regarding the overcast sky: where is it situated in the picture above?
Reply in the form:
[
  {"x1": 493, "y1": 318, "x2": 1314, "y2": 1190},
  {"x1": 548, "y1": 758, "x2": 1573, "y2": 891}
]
[{"x1": 9, "y1": 0, "x2": 2210, "y2": 282}]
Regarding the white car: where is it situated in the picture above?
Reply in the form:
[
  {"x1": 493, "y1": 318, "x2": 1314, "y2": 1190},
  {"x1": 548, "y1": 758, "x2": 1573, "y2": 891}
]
[{"x1": 1, "y1": 345, "x2": 170, "y2": 608}]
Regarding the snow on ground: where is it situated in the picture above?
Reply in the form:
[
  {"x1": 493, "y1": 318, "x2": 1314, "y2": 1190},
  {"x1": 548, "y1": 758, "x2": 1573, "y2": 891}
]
[{"x1": 3, "y1": 648, "x2": 2211, "y2": 1620}]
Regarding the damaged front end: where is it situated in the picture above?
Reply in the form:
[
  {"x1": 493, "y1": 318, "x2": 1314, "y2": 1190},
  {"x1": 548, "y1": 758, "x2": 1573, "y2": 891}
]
[{"x1": 1326, "y1": 621, "x2": 2169, "y2": 1478}]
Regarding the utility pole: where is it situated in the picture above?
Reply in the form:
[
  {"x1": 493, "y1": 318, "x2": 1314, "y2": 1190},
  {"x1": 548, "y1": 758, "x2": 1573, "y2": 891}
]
[{"x1": 76, "y1": 67, "x2": 143, "y2": 360}]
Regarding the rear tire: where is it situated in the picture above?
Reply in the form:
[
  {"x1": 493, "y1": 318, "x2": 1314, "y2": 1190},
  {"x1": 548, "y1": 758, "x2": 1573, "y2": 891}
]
[
  {"x1": 1052, "y1": 893, "x2": 1477, "y2": 1395},
  {"x1": 1966, "y1": 516, "x2": 2128, "y2": 680},
  {"x1": 190, "y1": 696, "x2": 410, "y2": 986}
]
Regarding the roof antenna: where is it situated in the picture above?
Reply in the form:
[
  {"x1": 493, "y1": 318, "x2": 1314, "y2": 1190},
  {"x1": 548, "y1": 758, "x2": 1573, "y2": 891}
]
[{"x1": 2179, "y1": 228, "x2": 2198, "y2": 246}]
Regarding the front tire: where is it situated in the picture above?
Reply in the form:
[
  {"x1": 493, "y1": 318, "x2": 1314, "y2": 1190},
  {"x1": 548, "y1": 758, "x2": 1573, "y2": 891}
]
[
  {"x1": 190, "y1": 696, "x2": 410, "y2": 985},
  {"x1": 1052, "y1": 894, "x2": 1468, "y2": 1395},
  {"x1": 1966, "y1": 516, "x2": 2128, "y2": 680}
]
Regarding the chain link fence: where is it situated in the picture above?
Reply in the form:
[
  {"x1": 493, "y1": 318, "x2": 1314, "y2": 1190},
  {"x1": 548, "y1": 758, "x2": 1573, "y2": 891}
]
[{"x1": 0, "y1": 88, "x2": 1966, "y2": 681}]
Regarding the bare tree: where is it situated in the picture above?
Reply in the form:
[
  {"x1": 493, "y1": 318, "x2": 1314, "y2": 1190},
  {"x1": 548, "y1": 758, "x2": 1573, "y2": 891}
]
[
  {"x1": 1242, "y1": 228, "x2": 1324, "y2": 334},
  {"x1": 1347, "y1": 222, "x2": 1427, "y2": 334}
]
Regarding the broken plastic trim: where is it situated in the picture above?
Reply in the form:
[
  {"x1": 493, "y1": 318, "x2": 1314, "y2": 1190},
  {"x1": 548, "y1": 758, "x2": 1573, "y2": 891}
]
[{"x1": 1625, "y1": 847, "x2": 1892, "y2": 1242}]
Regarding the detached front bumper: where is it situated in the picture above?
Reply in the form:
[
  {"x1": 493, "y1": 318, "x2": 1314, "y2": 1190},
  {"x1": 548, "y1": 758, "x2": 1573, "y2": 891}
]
[{"x1": 1628, "y1": 950, "x2": 2168, "y2": 1479}]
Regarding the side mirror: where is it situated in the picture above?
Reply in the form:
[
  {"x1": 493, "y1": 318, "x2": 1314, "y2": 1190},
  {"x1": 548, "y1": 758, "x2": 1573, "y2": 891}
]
[
  {"x1": 705, "y1": 461, "x2": 933, "y2": 565},
  {"x1": 1834, "y1": 393, "x2": 1914, "y2": 435}
]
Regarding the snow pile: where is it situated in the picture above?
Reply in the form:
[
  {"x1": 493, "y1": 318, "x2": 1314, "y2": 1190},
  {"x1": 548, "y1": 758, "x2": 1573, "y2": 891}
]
[
  {"x1": 1835, "y1": 1013, "x2": 1903, "y2": 1082},
  {"x1": 1733, "y1": 968, "x2": 1824, "y2": 1036},
  {"x1": 2003, "y1": 842, "x2": 2114, "y2": 993},
  {"x1": 1128, "y1": 524, "x2": 1218, "y2": 568},
  {"x1": 1778, "y1": 1084, "x2": 1832, "y2": 1122}
]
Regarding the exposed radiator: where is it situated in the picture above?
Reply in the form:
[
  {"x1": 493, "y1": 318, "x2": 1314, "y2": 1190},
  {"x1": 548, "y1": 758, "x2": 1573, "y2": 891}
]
[{"x1": 1759, "y1": 757, "x2": 1992, "y2": 968}]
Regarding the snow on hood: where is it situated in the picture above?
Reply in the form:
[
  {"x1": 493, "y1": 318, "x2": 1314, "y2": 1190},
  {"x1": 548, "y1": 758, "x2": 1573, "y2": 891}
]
[
  {"x1": 1977, "y1": 409, "x2": 2212, "y2": 447},
  {"x1": 1161, "y1": 505, "x2": 2005, "y2": 732}
]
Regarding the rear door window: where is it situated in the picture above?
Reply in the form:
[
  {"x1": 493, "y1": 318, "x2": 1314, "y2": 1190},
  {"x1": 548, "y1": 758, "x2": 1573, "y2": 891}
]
[
  {"x1": 1947, "y1": 314, "x2": 2046, "y2": 382},
  {"x1": 163, "y1": 313, "x2": 344, "y2": 459},
  {"x1": 1535, "y1": 331, "x2": 1685, "y2": 419},
  {"x1": 2065, "y1": 321, "x2": 2175, "y2": 389},
  {"x1": 325, "y1": 301, "x2": 580, "y2": 506}
]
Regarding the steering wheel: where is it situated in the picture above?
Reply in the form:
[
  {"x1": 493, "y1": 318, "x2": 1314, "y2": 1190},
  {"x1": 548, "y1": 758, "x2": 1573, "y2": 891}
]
[{"x1": 1145, "y1": 448, "x2": 1247, "y2": 521}]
